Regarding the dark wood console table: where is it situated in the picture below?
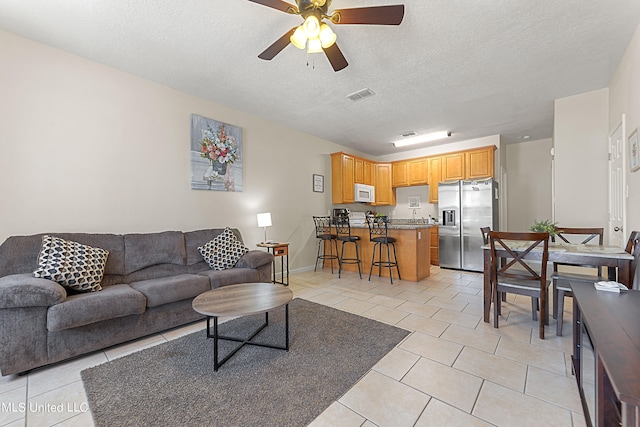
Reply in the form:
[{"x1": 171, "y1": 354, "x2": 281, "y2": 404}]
[{"x1": 572, "y1": 282, "x2": 640, "y2": 426}]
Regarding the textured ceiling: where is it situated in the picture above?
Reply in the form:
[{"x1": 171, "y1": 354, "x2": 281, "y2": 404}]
[{"x1": 1, "y1": 0, "x2": 640, "y2": 156}]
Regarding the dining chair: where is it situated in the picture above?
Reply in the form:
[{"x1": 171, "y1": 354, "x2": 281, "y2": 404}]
[
  {"x1": 627, "y1": 231, "x2": 640, "y2": 290},
  {"x1": 481, "y1": 226, "x2": 506, "y2": 302},
  {"x1": 480, "y1": 227, "x2": 491, "y2": 245},
  {"x1": 489, "y1": 231, "x2": 550, "y2": 339},
  {"x1": 312, "y1": 216, "x2": 338, "y2": 274},
  {"x1": 334, "y1": 213, "x2": 362, "y2": 279},
  {"x1": 367, "y1": 215, "x2": 401, "y2": 284},
  {"x1": 551, "y1": 227, "x2": 604, "y2": 336}
]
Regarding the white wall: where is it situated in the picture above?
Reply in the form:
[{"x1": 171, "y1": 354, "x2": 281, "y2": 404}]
[
  {"x1": 0, "y1": 30, "x2": 346, "y2": 271},
  {"x1": 505, "y1": 138, "x2": 553, "y2": 232},
  {"x1": 610, "y1": 21, "x2": 640, "y2": 237},
  {"x1": 553, "y1": 88, "x2": 609, "y2": 228}
]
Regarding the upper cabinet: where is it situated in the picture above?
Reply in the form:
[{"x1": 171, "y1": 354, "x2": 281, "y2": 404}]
[
  {"x1": 465, "y1": 146, "x2": 495, "y2": 180},
  {"x1": 408, "y1": 158, "x2": 429, "y2": 185},
  {"x1": 355, "y1": 158, "x2": 374, "y2": 186},
  {"x1": 331, "y1": 152, "x2": 355, "y2": 204},
  {"x1": 442, "y1": 152, "x2": 465, "y2": 181},
  {"x1": 331, "y1": 145, "x2": 495, "y2": 206},
  {"x1": 392, "y1": 158, "x2": 428, "y2": 187},
  {"x1": 392, "y1": 161, "x2": 409, "y2": 187},
  {"x1": 373, "y1": 163, "x2": 395, "y2": 206},
  {"x1": 428, "y1": 156, "x2": 441, "y2": 203}
]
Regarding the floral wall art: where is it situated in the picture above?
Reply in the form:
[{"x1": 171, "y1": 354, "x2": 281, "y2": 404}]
[{"x1": 190, "y1": 114, "x2": 243, "y2": 191}]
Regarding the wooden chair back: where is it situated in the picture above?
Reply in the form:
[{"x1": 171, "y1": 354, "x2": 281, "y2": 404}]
[
  {"x1": 552, "y1": 227, "x2": 604, "y2": 245},
  {"x1": 625, "y1": 231, "x2": 640, "y2": 287},
  {"x1": 552, "y1": 227, "x2": 604, "y2": 274},
  {"x1": 480, "y1": 227, "x2": 491, "y2": 245},
  {"x1": 489, "y1": 231, "x2": 550, "y2": 284}
]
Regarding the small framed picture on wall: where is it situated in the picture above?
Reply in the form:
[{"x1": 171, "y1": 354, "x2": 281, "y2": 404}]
[
  {"x1": 313, "y1": 174, "x2": 324, "y2": 193},
  {"x1": 630, "y1": 129, "x2": 640, "y2": 172}
]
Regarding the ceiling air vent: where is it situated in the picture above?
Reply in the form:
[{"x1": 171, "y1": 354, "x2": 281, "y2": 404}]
[
  {"x1": 346, "y1": 88, "x2": 375, "y2": 102},
  {"x1": 401, "y1": 131, "x2": 417, "y2": 137}
]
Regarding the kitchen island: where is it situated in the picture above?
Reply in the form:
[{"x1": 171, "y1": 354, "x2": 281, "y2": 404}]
[{"x1": 333, "y1": 223, "x2": 434, "y2": 282}]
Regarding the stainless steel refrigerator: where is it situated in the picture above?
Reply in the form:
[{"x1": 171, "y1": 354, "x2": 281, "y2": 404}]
[{"x1": 438, "y1": 179, "x2": 499, "y2": 272}]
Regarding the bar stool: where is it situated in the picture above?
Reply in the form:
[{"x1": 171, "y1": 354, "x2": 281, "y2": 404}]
[
  {"x1": 334, "y1": 214, "x2": 362, "y2": 279},
  {"x1": 313, "y1": 216, "x2": 338, "y2": 273},
  {"x1": 367, "y1": 215, "x2": 401, "y2": 284}
]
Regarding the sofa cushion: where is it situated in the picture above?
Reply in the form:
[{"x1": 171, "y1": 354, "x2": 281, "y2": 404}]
[
  {"x1": 124, "y1": 231, "x2": 186, "y2": 274},
  {"x1": 198, "y1": 228, "x2": 249, "y2": 270},
  {"x1": 47, "y1": 284, "x2": 146, "y2": 331},
  {"x1": 184, "y1": 228, "x2": 243, "y2": 265},
  {"x1": 130, "y1": 274, "x2": 210, "y2": 308},
  {"x1": 198, "y1": 268, "x2": 258, "y2": 288},
  {"x1": 34, "y1": 236, "x2": 109, "y2": 292}
]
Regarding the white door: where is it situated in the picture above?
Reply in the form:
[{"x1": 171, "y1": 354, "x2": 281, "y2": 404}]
[{"x1": 608, "y1": 115, "x2": 626, "y2": 248}]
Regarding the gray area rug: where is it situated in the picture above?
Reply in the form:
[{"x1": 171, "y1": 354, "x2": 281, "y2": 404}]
[{"x1": 81, "y1": 298, "x2": 410, "y2": 427}]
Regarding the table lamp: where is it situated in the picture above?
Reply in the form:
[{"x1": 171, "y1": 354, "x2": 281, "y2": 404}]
[{"x1": 257, "y1": 212, "x2": 272, "y2": 243}]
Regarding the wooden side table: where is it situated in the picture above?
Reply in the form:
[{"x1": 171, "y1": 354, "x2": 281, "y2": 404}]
[{"x1": 257, "y1": 242, "x2": 289, "y2": 286}]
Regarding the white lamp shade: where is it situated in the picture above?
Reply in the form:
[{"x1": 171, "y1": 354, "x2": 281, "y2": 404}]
[{"x1": 257, "y1": 212, "x2": 272, "y2": 228}]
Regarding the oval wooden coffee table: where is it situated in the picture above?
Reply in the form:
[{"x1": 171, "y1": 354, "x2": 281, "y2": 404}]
[{"x1": 192, "y1": 282, "x2": 293, "y2": 371}]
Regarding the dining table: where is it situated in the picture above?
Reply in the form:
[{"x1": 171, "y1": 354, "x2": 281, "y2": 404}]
[{"x1": 482, "y1": 242, "x2": 635, "y2": 323}]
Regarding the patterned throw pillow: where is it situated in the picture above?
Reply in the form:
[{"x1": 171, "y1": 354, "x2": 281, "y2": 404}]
[
  {"x1": 33, "y1": 235, "x2": 109, "y2": 292},
  {"x1": 198, "y1": 227, "x2": 249, "y2": 270}
]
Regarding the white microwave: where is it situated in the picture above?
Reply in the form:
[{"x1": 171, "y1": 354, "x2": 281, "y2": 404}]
[{"x1": 354, "y1": 183, "x2": 375, "y2": 203}]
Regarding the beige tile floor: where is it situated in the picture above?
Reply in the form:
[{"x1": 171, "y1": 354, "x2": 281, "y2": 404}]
[{"x1": 0, "y1": 266, "x2": 586, "y2": 427}]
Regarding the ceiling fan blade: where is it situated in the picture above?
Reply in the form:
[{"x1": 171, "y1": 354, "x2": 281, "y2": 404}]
[
  {"x1": 323, "y1": 43, "x2": 348, "y2": 72},
  {"x1": 247, "y1": 0, "x2": 298, "y2": 14},
  {"x1": 258, "y1": 28, "x2": 296, "y2": 60},
  {"x1": 332, "y1": 5, "x2": 405, "y2": 25}
]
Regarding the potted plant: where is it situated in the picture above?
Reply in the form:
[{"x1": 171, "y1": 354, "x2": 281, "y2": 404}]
[{"x1": 529, "y1": 219, "x2": 562, "y2": 238}]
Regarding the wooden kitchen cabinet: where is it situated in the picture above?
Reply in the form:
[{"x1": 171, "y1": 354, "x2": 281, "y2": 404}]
[
  {"x1": 331, "y1": 145, "x2": 494, "y2": 206},
  {"x1": 409, "y1": 158, "x2": 429, "y2": 185},
  {"x1": 465, "y1": 146, "x2": 495, "y2": 180},
  {"x1": 392, "y1": 161, "x2": 409, "y2": 187},
  {"x1": 430, "y1": 226, "x2": 439, "y2": 265},
  {"x1": 373, "y1": 163, "x2": 395, "y2": 206},
  {"x1": 428, "y1": 156, "x2": 442, "y2": 203},
  {"x1": 393, "y1": 158, "x2": 428, "y2": 187},
  {"x1": 355, "y1": 158, "x2": 374, "y2": 185},
  {"x1": 331, "y1": 152, "x2": 355, "y2": 204},
  {"x1": 442, "y1": 152, "x2": 465, "y2": 181}
]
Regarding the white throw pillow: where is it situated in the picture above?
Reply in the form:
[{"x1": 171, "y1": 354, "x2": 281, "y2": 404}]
[
  {"x1": 198, "y1": 228, "x2": 249, "y2": 270},
  {"x1": 34, "y1": 235, "x2": 109, "y2": 292}
]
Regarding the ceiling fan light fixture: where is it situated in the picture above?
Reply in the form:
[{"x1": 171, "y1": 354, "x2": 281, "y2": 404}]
[
  {"x1": 303, "y1": 15, "x2": 321, "y2": 39},
  {"x1": 290, "y1": 26, "x2": 307, "y2": 49},
  {"x1": 319, "y1": 24, "x2": 337, "y2": 48},
  {"x1": 393, "y1": 131, "x2": 452, "y2": 148},
  {"x1": 307, "y1": 37, "x2": 323, "y2": 53}
]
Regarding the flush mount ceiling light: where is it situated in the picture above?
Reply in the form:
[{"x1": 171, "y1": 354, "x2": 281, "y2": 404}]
[
  {"x1": 249, "y1": 0, "x2": 405, "y2": 72},
  {"x1": 393, "y1": 131, "x2": 452, "y2": 148}
]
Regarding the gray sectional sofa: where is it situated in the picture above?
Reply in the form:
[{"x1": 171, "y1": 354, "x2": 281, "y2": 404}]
[{"x1": 0, "y1": 228, "x2": 274, "y2": 376}]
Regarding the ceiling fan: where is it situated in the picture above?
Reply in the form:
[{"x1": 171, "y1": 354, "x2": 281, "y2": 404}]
[{"x1": 248, "y1": 0, "x2": 405, "y2": 72}]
